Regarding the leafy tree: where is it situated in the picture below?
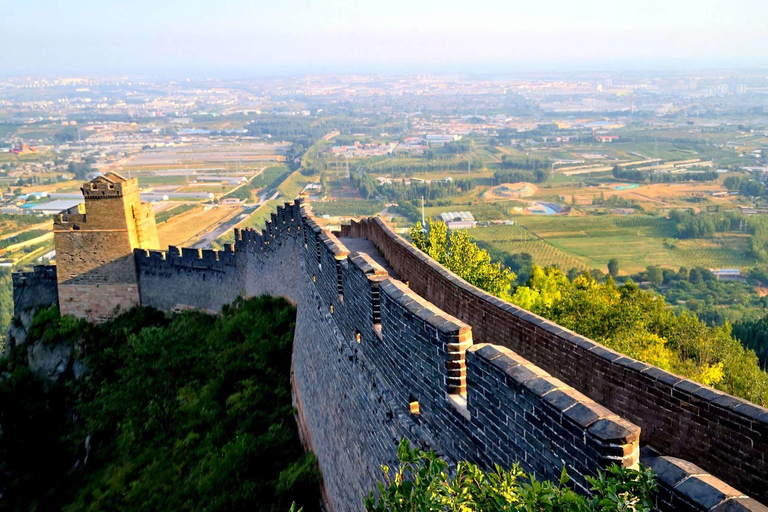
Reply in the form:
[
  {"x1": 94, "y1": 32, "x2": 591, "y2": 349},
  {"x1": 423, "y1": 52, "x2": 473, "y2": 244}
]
[
  {"x1": 733, "y1": 315, "x2": 768, "y2": 368},
  {"x1": 411, "y1": 220, "x2": 515, "y2": 298},
  {"x1": 504, "y1": 252, "x2": 534, "y2": 284},
  {"x1": 607, "y1": 259, "x2": 620, "y2": 278},
  {"x1": 646, "y1": 266, "x2": 664, "y2": 287},
  {"x1": 366, "y1": 439, "x2": 657, "y2": 512},
  {"x1": 0, "y1": 268, "x2": 12, "y2": 346},
  {"x1": 509, "y1": 267, "x2": 768, "y2": 404}
]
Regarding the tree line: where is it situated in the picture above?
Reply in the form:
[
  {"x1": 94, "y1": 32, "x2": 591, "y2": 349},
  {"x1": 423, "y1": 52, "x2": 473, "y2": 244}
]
[
  {"x1": 411, "y1": 220, "x2": 768, "y2": 407},
  {"x1": 612, "y1": 165, "x2": 718, "y2": 183}
]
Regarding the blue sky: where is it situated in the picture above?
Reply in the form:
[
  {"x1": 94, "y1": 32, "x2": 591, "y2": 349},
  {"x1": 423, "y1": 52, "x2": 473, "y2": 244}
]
[{"x1": 2, "y1": 0, "x2": 767, "y2": 77}]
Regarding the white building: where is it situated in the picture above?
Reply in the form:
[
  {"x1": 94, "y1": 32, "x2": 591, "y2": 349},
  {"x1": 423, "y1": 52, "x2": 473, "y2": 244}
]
[{"x1": 439, "y1": 211, "x2": 476, "y2": 229}]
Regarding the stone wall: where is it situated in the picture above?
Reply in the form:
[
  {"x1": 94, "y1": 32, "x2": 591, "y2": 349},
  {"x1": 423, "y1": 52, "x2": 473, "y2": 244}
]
[
  {"x1": 53, "y1": 173, "x2": 159, "y2": 321},
  {"x1": 129, "y1": 201, "x2": 680, "y2": 510},
  {"x1": 28, "y1": 199, "x2": 765, "y2": 511},
  {"x1": 135, "y1": 246, "x2": 241, "y2": 312},
  {"x1": 11, "y1": 265, "x2": 58, "y2": 316},
  {"x1": 340, "y1": 217, "x2": 768, "y2": 508},
  {"x1": 59, "y1": 283, "x2": 140, "y2": 321}
]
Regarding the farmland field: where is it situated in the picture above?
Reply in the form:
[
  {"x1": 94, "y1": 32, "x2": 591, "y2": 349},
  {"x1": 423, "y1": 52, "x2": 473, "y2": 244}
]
[
  {"x1": 508, "y1": 215, "x2": 756, "y2": 273},
  {"x1": 470, "y1": 224, "x2": 587, "y2": 270},
  {"x1": 154, "y1": 204, "x2": 196, "y2": 224},
  {"x1": 312, "y1": 199, "x2": 384, "y2": 217},
  {"x1": 157, "y1": 205, "x2": 241, "y2": 247}
]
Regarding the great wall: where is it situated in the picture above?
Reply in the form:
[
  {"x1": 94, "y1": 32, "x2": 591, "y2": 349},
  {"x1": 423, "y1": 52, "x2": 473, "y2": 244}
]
[{"x1": 10, "y1": 174, "x2": 768, "y2": 512}]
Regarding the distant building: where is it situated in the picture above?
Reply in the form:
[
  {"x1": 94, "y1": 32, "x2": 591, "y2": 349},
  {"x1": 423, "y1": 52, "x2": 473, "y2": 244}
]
[
  {"x1": 710, "y1": 268, "x2": 742, "y2": 281},
  {"x1": 425, "y1": 134, "x2": 461, "y2": 146},
  {"x1": 10, "y1": 143, "x2": 36, "y2": 155},
  {"x1": 439, "y1": 211, "x2": 475, "y2": 230}
]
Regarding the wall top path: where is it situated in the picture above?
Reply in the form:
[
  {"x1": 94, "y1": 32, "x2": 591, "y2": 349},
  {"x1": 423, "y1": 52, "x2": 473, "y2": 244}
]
[{"x1": 339, "y1": 215, "x2": 768, "y2": 506}]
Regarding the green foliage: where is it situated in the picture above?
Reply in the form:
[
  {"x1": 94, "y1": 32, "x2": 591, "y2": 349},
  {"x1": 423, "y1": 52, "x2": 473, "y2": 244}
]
[
  {"x1": 365, "y1": 439, "x2": 657, "y2": 512},
  {"x1": 494, "y1": 166, "x2": 550, "y2": 184},
  {"x1": 0, "y1": 229, "x2": 48, "y2": 250},
  {"x1": 607, "y1": 258, "x2": 620, "y2": 278},
  {"x1": 612, "y1": 165, "x2": 718, "y2": 183},
  {"x1": 733, "y1": 315, "x2": 768, "y2": 369},
  {"x1": 357, "y1": 158, "x2": 469, "y2": 177},
  {"x1": 0, "y1": 297, "x2": 321, "y2": 512},
  {"x1": 154, "y1": 204, "x2": 196, "y2": 223},
  {"x1": 411, "y1": 220, "x2": 515, "y2": 298},
  {"x1": 723, "y1": 175, "x2": 766, "y2": 197},
  {"x1": 511, "y1": 267, "x2": 768, "y2": 405},
  {"x1": 376, "y1": 178, "x2": 475, "y2": 204},
  {"x1": 0, "y1": 268, "x2": 11, "y2": 345}
]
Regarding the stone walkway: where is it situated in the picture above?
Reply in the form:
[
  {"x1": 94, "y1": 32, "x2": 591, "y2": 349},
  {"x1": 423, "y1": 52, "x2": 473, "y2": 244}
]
[{"x1": 338, "y1": 237, "x2": 399, "y2": 280}]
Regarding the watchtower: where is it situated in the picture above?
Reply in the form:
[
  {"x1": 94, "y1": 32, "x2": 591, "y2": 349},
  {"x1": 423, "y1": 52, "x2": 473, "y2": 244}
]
[{"x1": 53, "y1": 172, "x2": 159, "y2": 321}]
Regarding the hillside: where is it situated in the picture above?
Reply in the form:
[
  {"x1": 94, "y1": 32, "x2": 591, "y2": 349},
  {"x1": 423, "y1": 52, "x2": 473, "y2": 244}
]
[{"x1": 0, "y1": 296, "x2": 321, "y2": 512}]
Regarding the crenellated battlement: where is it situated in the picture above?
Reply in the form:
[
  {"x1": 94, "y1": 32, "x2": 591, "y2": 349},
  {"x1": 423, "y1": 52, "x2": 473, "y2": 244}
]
[
  {"x1": 136, "y1": 245, "x2": 237, "y2": 272},
  {"x1": 132, "y1": 197, "x2": 766, "y2": 510},
  {"x1": 14, "y1": 194, "x2": 767, "y2": 512}
]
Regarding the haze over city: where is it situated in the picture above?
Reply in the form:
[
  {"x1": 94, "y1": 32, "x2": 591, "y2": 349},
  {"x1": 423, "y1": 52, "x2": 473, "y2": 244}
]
[{"x1": 3, "y1": 0, "x2": 768, "y2": 76}]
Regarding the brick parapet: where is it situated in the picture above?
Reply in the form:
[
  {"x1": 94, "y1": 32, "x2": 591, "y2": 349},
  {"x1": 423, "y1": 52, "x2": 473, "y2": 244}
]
[
  {"x1": 641, "y1": 448, "x2": 768, "y2": 511},
  {"x1": 37, "y1": 198, "x2": 763, "y2": 511},
  {"x1": 11, "y1": 265, "x2": 59, "y2": 316},
  {"x1": 339, "y1": 216, "x2": 768, "y2": 506},
  {"x1": 467, "y1": 344, "x2": 639, "y2": 492},
  {"x1": 136, "y1": 199, "x2": 647, "y2": 502}
]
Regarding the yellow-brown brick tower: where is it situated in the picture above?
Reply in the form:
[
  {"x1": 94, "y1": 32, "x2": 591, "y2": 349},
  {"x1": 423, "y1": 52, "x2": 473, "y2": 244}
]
[{"x1": 53, "y1": 172, "x2": 159, "y2": 321}]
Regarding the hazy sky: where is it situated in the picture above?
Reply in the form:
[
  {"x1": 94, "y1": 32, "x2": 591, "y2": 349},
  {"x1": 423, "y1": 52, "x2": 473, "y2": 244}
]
[{"x1": 2, "y1": 0, "x2": 768, "y2": 77}]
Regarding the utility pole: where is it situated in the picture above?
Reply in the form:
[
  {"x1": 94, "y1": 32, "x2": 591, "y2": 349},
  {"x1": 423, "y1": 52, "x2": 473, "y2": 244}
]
[{"x1": 421, "y1": 195, "x2": 425, "y2": 227}]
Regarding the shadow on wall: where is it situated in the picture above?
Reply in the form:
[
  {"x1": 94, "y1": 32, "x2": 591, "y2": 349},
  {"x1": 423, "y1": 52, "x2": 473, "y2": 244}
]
[{"x1": 11, "y1": 200, "x2": 767, "y2": 512}]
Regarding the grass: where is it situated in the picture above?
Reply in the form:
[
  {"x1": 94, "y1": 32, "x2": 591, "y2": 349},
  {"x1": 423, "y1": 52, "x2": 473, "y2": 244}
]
[
  {"x1": 311, "y1": 199, "x2": 384, "y2": 217},
  {"x1": 231, "y1": 200, "x2": 280, "y2": 234},
  {"x1": 279, "y1": 171, "x2": 316, "y2": 199},
  {"x1": 154, "y1": 204, "x2": 196, "y2": 224},
  {"x1": 423, "y1": 202, "x2": 526, "y2": 222},
  {"x1": 511, "y1": 215, "x2": 755, "y2": 273},
  {"x1": 253, "y1": 165, "x2": 290, "y2": 188},
  {"x1": 470, "y1": 225, "x2": 587, "y2": 271}
]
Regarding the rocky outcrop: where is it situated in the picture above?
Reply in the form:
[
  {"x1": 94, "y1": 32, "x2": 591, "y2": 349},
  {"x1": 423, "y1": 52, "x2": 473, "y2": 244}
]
[
  {"x1": 3, "y1": 307, "x2": 84, "y2": 386},
  {"x1": 26, "y1": 341, "x2": 74, "y2": 385}
]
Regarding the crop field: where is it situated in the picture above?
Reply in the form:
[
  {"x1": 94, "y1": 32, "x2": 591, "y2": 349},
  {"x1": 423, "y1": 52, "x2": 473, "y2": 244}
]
[
  {"x1": 123, "y1": 142, "x2": 288, "y2": 171},
  {"x1": 511, "y1": 215, "x2": 755, "y2": 273},
  {"x1": 0, "y1": 215, "x2": 49, "y2": 237},
  {"x1": 470, "y1": 224, "x2": 587, "y2": 270},
  {"x1": 157, "y1": 205, "x2": 241, "y2": 248},
  {"x1": 12, "y1": 241, "x2": 55, "y2": 268},
  {"x1": 252, "y1": 165, "x2": 290, "y2": 188},
  {"x1": 154, "y1": 204, "x2": 196, "y2": 224},
  {"x1": 0, "y1": 230, "x2": 52, "y2": 253},
  {"x1": 423, "y1": 202, "x2": 528, "y2": 222},
  {"x1": 312, "y1": 199, "x2": 384, "y2": 217}
]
